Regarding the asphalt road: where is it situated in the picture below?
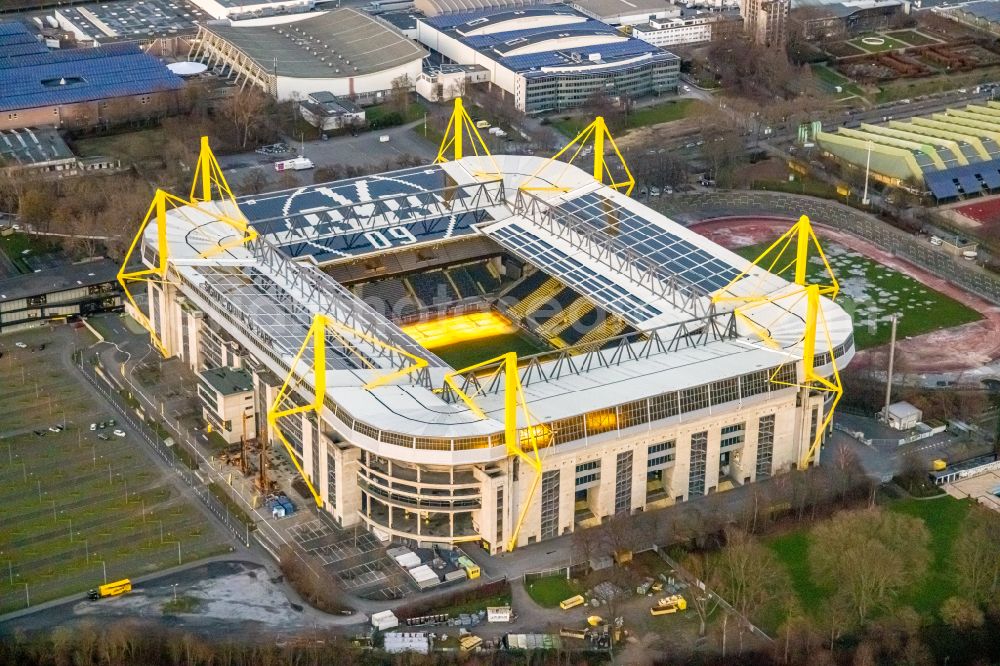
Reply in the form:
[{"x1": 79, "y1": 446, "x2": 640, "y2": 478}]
[{"x1": 216, "y1": 120, "x2": 438, "y2": 190}]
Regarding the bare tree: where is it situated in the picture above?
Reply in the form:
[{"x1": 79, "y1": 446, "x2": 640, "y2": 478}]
[
  {"x1": 711, "y1": 528, "x2": 792, "y2": 651},
  {"x1": 953, "y1": 507, "x2": 1000, "y2": 605},
  {"x1": 220, "y1": 87, "x2": 269, "y2": 149},
  {"x1": 677, "y1": 550, "x2": 721, "y2": 637},
  {"x1": 389, "y1": 74, "x2": 412, "y2": 116},
  {"x1": 809, "y1": 508, "x2": 930, "y2": 627}
]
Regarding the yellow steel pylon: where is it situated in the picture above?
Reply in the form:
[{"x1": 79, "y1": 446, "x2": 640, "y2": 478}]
[
  {"x1": 519, "y1": 116, "x2": 634, "y2": 195},
  {"x1": 711, "y1": 215, "x2": 844, "y2": 469},
  {"x1": 713, "y1": 214, "x2": 838, "y2": 305},
  {"x1": 117, "y1": 137, "x2": 258, "y2": 356},
  {"x1": 267, "y1": 313, "x2": 429, "y2": 508},
  {"x1": 442, "y1": 353, "x2": 551, "y2": 551},
  {"x1": 434, "y1": 97, "x2": 502, "y2": 180}
]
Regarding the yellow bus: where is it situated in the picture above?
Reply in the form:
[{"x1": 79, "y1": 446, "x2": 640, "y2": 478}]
[{"x1": 88, "y1": 579, "x2": 131, "y2": 600}]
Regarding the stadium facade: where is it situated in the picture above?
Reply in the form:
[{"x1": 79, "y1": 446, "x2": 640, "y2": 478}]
[
  {"x1": 125, "y1": 122, "x2": 852, "y2": 553},
  {"x1": 415, "y1": 7, "x2": 680, "y2": 113}
]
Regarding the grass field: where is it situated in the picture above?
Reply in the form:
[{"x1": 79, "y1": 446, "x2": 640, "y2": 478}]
[
  {"x1": 0, "y1": 328, "x2": 232, "y2": 614},
  {"x1": 847, "y1": 34, "x2": 908, "y2": 53},
  {"x1": 525, "y1": 574, "x2": 582, "y2": 608},
  {"x1": 884, "y1": 29, "x2": 939, "y2": 46},
  {"x1": 733, "y1": 239, "x2": 982, "y2": 349},
  {"x1": 809, "y1": 64, "x2": 864, "y2": 98},
  {"x1": 551, "y1": 99, "x2": 697, "y2": 138},
  {"x1": 765, "y1": 496, "x2": 973, "y2": 623},
  {"x1": 432, "y1": 331, "x2": 548, "y2": 369}
]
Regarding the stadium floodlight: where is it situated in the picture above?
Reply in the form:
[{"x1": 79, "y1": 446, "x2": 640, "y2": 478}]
[
  {"x1": 268, "y1": 313, "x2": 429, "y2": 508},
  {"x1": 442, "y1": 353, "x2": 549, "y2": 551},
  {"x1": 710, "y1": 215, "x2": 843, "y2": 469},
  {"x1": 434, "y1": 97, "x2": 502, "y2": 181},
  {"x1": 117, "y1": 137, "x2": 257, "y2": 357},
  {"x1": 519, "y1": 116, "x2": 634, "y2": 195}
]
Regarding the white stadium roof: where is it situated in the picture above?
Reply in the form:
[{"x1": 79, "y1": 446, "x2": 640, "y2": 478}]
[{"x1": 147, "y1": 154, "x2": 853, "y2": 464}]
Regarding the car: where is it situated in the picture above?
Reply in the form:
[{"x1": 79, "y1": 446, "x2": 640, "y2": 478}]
[
  {"x1": 97, "y1": 433, "x2": 110, "y2": 441},
  {"x1": 48, "y1": 425, "x2": 63, "y2": 433},
  {"x1": 15, "y1": 342, "x2": 26, "y2": 349},
  {"x1": 97, "y1": 421, "x2": 107, "y2": 429},
  {"x1": 33, "y1": 430, "x2": 45, "y2": 436},
  {"x1": 90, "y1": 423, "x2": 97, "y2": 431},
  {"x1": 113, "y1": 429, "x2": 126, "y2": 438},
  {"x1": 108, "y1": 419, "x2": 116, "y2": 427}
]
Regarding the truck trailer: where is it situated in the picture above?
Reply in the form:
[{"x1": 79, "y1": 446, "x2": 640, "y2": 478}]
[{"x1": 88, "y1": 579, "x2": 132, "y2": 600}]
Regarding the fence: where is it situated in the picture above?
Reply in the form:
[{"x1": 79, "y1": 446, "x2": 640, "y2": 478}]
[
  {"x1": 653, "y1": 191, "x2": 1000, "y2": 305},
  {"x1": 74, "y1": 351, "x2": 253, "y2": 549},
  {"x1": 522, "y1": 562, "x2": 588, "y2": 583},
  {"x1": 651, "y1": 545, "x2": 774, "y2": 644}
]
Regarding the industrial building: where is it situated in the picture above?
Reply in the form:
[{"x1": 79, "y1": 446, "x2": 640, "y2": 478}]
[
  {"x1": 0, "y1": 22, "x2": 185, "y2": 132},
  {"x1": 946, "y1": 0, "x2": 1000, "y2": 37},
  {"x1": 189, "y1": 9, "x2": 426, "y2": 103},
  {"x1": 0, "y1": 258, "x2": 122, "y2": 334},
  {"x1": 567, "y1": 0, "x2": 682, "y2": 26},
  {"x1": 816, "y1": 102, "x2": 1000, "y2": 200},
  {"x1": 122, "y1": 108, "x2": 853, "y2": 552},
  {"x1": 0, "y1": 127, "x2": 120, "y2": 176},
  {"x1": 633, "y1": 9, "x2": 741, "y2": 47},
  {"x1": 187, "y1": 0, "x2": 313, "y2": 20},
  {"x1": 298, "y1": 92, "x2": 366, "y2": 131},
  {"x1": 51, "y1": 0, "x2": 209, "y2": 45},
  {"x1": 415, "y1": 7, "x2": 680, "y2": 113},
  {"x1": 794, "y1": 0, "x2": 906, "y2": 39},
  {"x1": 741, "y1": 0, "x2": 789, "y2": 46}
]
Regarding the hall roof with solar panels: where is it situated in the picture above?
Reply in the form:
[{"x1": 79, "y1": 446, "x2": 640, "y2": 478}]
[
  {"x1": 419, "y1": 6, "x2": 674, "y2": 75},
  {"x1": 148, "y1": 152, "x2": 854, "y2": 437},
  {"x1": 0, "y1": 22, "x2": 184, "y2": 114}
]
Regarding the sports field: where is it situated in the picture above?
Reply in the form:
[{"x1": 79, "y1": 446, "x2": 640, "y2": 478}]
[
  {"x1": 402, "y1": 311, "x2": 548, "y2": 368},
  {"x1": 0, "y1": 328, "x2": 232, "y2": 614},
  {"x1": 734, "y1": 240, "x2": 982, "y2": 349}
]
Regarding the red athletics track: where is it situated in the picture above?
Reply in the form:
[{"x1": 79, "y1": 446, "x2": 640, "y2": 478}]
[{"x1": 690, "y1": 216, "x2": 1000, "y2": 373}]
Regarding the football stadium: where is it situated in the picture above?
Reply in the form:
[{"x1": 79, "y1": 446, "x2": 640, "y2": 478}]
[{"x1": 120, "y1": 102, "x2": 854, "y2": 553}]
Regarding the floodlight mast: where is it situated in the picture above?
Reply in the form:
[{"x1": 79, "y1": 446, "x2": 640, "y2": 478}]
[
  {"x1": 711, "y1": 215, "x2": 843, "y2": 469},
  {"x1": 117, "y1": 137, "x2": 257, "y2": 357},
  {"x1": 519, "y1": 115, "x2": 635, "y2": 195}
]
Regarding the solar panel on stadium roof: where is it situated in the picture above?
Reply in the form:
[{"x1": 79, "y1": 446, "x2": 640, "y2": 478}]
[
  {"x1": 980, "y1": 167, "x2": 1000, "y2": 189},
  {"x1": 490, "y1": 223, "x2": 662, "y2": 324},
  {"x1": 925, "y1": 172, "x2": 960, "y2": 199},
  {"x1": 553, "y1": 193, "x2": 741, "y2": 294},
  {"x1": 957, "y1": 173, "x2": 983, "y2": 195}
]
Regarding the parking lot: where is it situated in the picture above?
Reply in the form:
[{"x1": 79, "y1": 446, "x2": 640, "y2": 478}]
[{"x1": 0, "y1": 325, "x2": 235, "y2": 614}]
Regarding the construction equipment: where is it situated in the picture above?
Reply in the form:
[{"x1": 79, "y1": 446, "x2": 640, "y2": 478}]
[
  {"x1": 87, "y1": 579, "x2": 131, "y2": 600},
  {"x1": 932, "y1": 458, "x2": 947, "y2": 471},
  {"x1": 650, "y1": 594, "x2": 687, "y2": 616},
  {"x1": 560, "y1": 594, "x2": 585, "y2": 610},
  {"x1": 587, "y1": 615, "x2": 604, "y2": 627}
]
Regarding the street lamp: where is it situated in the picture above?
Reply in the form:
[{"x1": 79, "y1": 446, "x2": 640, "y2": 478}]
[
  {"x1": 171, "y1": 583, "x2": 179, "y2": 602},
  {"x1": 862, "y1": 139, "x2": 872, "y2": 206},
  {"x1": 94, "y1": 558, "x2": 107, "y2": 584}
]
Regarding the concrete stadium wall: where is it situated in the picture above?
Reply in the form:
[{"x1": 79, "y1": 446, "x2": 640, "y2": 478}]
[{"x1": 653, "y1": 190, "x2": 1000, "y2": 305}]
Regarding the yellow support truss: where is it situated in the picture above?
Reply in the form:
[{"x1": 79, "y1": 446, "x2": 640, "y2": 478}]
[
  {"x1": 117, "y1": 137, "x2": 257, "y2": 357},
  {"x1": 267, "y1": 314, "x2": 429, "y2": 508},
  {"x1": 713, "y1": 214, "x2": 838, "y2": 305},
  {"x1": 434, "y1": 97, "x2": 502, "y2": 180},
  {"x1": 519, "y1": 116, "x2": 635, "y2": 196},
  {"x1": 442, "y1": 353, "x2": 550, "y2": 552},
  {"x1": 709, "y1": 215, "x2": 844, "y2": 469}
]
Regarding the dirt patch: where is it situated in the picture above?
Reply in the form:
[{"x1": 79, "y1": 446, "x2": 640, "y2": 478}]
[{"x1": 691, "y1": 216, "x2": 1000, "y2": 373}]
